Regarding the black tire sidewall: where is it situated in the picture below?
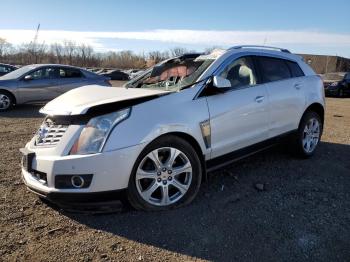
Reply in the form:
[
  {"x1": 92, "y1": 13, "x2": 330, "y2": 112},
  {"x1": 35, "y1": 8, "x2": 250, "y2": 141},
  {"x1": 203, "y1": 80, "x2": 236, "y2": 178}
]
[{"x1": 127, "y1": 135, "x2": 202, "y2": 211}]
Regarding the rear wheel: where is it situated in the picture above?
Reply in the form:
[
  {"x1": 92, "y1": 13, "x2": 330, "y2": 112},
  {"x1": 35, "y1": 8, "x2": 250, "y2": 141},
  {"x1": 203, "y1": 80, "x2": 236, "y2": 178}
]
[
  {"x1": 0, "y1": 91, "x2": 14, "y2": 111},
  {"x1": 127, "y1": 135, "x2": 202, "y2": 211},
  {"x1": 292, "y1": 111, "x2": 322, "y2": 158}
]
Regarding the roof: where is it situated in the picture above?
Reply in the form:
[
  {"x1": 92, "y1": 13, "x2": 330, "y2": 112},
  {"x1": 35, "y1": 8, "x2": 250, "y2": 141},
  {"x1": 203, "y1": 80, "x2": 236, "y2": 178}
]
[{"x1": 24, "y1": 64, "x2": 83, "y2": 69}]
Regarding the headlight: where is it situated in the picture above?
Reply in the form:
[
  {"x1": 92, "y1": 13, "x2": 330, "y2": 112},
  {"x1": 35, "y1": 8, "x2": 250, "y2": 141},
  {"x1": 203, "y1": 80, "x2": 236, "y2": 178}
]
[{"x1": 70, "y1": 108, "x2": 131, "y2": 155}]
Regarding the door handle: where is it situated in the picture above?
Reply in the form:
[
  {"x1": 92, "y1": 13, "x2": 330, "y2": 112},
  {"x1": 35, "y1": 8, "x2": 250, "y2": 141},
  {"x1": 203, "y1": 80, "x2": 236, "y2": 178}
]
[
  {"x1": 294, "y1": 83, "x2": 302, "y2": 90},
  {"x1": 255, "y1": 96, "x2": 265, "y2": 103}
]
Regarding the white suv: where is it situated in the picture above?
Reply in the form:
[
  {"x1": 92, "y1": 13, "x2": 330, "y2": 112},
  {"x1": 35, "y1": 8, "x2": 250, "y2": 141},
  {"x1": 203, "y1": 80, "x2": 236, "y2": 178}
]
[{"x1": 21, "y1": 46, "x2": 325, "y2": 211}]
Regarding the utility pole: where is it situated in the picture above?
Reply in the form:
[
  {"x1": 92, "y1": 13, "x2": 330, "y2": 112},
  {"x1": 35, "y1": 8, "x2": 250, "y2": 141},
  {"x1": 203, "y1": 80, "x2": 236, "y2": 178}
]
[{"x1": 32, "y1": 23, "x2": 40, "y2": 63}]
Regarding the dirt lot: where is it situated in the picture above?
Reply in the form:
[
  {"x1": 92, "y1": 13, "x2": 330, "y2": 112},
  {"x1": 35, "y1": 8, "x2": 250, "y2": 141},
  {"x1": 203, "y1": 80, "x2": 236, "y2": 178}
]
[{"x1": 0, "y1": 97, "x2": 349, "y2": 262}]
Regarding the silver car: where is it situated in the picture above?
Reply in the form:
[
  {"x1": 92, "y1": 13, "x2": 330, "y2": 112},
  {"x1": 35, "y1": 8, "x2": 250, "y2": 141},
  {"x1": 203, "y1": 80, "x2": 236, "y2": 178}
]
[{"x1": 0, "y1": 64, "x2": 111, "y2": 111}]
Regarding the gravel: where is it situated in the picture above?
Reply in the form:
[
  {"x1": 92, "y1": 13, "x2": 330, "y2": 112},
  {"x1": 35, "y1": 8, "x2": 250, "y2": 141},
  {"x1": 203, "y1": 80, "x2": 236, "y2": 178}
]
[{"x1": 0, "y1": 97, "x2": 349, "y2": 261}]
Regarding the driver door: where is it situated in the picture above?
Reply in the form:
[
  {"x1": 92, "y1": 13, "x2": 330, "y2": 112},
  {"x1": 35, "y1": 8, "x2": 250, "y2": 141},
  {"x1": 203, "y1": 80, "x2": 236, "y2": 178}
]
[
  {"x1": 18, "y1": 67, "x2": 60, "y2": 103},
  {"x1": 205, "y1": 56, "x2": 270, "y2": 159}
]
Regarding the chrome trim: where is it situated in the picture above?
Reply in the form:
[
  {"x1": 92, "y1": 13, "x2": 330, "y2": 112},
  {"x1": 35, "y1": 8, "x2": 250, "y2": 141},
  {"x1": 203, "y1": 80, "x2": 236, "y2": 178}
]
[{"x1": 200, "y1": 120, "x2": 211, "y2": 148}]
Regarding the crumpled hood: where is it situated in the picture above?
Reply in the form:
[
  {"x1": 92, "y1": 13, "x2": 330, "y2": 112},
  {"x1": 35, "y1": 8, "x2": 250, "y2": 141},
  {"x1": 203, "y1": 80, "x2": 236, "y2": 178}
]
[{"x1": 40, "y1": 85, "x2": 171, "y2": 115}]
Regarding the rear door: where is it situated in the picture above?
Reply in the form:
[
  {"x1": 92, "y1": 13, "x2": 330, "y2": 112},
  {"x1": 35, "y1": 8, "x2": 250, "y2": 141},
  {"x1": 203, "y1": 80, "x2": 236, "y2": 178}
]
[
  {"x1": 55, "y1": 67, "x2": 87, "y2": 94},
  {"x1": 255, "y1": 56, "x2": 306, "y2": 137},
  {"x1": 205, "y1": 55, "x2": 270, "y2": 158}
]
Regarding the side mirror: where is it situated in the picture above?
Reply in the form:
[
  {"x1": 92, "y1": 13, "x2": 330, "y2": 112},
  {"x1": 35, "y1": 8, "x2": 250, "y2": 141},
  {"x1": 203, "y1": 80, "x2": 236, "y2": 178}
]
[
  {"x1": 212, "y1": 76, "x2": 231, "y2": 89},
  {"x1": 24, "y1": 75, "x2": 33, "y2": 81}
]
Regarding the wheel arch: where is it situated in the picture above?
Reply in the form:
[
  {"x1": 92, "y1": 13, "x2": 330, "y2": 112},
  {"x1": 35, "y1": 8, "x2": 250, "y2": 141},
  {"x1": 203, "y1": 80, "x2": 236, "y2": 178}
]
[
  {"x1": 145, "y1": 132, "x2": 207, "y2": 181},
  {"x1": 303, "y1": 103, "x2": 324, "y2": 125},
  {"x1": 0, "y1": 89, "x2": 17, "y2": 104},
  {"x1": 299, "y1": 103, "x2": 325, "y2": 135}
]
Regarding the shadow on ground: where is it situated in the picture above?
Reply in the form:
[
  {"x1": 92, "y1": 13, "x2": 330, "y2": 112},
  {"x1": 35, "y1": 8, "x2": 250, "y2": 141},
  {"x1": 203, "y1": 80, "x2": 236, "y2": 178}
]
[
  {"x1": 0, "y1": 104, "x2": 43, "y2": 118},
  {"x1": 59, "y1": 141, "x2": 350, "y2": 261}
]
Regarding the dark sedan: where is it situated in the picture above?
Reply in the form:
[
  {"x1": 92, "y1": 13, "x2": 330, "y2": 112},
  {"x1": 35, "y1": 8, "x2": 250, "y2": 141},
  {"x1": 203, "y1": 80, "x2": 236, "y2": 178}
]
[
  {"x1": 0, "y1": 63, "x2": 18, "y2": 77},
  {"x1": 0, "y1": 64, "x2": 111, "y2": 111},
  {"x1": 324, "y1": 72, "x2": 350, "y2": 97},
  {"x1": 101, "y1": 69, "x2": 129, "y2": 80}
]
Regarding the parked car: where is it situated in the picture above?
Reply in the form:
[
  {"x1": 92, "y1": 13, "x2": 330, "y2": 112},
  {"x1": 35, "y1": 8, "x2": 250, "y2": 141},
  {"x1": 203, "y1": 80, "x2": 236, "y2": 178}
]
[
  {"x1": 0, "y1": 64, "x2": 111, "y2": 111},
  {"x1": 101, "y1": 69, "x2": 129, "y2": 80},
  {"x1": 21, "y1": 46, "x2": 325, "y2": 211},
  {"x1": 324, "y1": 72, "x2": 350, "y2": 97},
  {"x1": 0, "y1": 63, "x2": 18, "y2": 76}
]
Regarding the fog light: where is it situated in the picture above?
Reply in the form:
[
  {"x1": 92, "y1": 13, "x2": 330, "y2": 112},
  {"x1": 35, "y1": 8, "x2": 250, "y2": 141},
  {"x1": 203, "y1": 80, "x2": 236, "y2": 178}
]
[
  {"x1": 55, "y1": 174, "x2": 93, "y2": 189},
  {"x1": 71, "y1": 175, "x2": 85, "y2": 188}
]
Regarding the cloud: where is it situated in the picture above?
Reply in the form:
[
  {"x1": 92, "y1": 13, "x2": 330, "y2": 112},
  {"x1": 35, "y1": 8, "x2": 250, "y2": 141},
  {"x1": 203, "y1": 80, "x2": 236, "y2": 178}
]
[{"x1": 1, "y1": 29, "x2": 350, "y2": 53}]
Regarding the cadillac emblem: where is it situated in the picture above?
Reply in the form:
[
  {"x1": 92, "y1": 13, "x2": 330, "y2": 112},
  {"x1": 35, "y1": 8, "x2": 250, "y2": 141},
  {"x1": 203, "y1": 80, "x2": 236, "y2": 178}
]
[{"x1": 35, "y1": 119, "x2": 54, "y2": 145}]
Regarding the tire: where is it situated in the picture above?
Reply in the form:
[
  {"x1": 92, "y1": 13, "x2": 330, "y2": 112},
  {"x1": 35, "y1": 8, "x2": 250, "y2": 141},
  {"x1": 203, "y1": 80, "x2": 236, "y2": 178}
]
[
  {"x1": 292, "y1": 111, "x2": 322, "y2": 158},
  {"x1": 127, "y1": 135, "x2": 202, "y2": 211},
  {"x1": 0, "y1": 90, "x2": 14, "y2": 111}
]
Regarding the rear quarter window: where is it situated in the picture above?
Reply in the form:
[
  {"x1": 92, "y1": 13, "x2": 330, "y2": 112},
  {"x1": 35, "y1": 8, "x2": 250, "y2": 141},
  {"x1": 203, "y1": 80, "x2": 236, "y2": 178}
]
[
  {"x1": 60, "y1": 68, "x2": 83, "y2": 78},
  {"x1": 286, "y1": 61, "x2": 305, "y2": 77}
]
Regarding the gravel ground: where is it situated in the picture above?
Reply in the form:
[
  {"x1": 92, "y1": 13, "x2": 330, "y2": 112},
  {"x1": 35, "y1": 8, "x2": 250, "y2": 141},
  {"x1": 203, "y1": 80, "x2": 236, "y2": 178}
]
[{"x1": 0, "y1": 97, "x2": 349, "y2": 262}]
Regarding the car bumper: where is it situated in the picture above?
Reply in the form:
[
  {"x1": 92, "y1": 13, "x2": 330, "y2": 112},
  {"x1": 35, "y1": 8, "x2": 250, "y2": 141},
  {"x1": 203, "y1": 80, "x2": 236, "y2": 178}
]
[
  {"x1": 25, "y1": 184, "x2": 126, "y2": 203},
  {"x1": 21, "y1": 143, "x2": 144, "y2": 202}
]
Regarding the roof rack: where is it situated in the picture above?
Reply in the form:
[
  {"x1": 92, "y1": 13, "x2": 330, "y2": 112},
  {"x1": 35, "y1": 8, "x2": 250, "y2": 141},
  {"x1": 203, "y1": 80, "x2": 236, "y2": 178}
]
[{"x1": 229, "y1": 45, "x2": 291, "y2": 53}]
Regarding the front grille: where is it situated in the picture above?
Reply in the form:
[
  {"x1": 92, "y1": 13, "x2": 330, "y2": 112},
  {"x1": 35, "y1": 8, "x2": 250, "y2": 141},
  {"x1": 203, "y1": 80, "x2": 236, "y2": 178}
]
[{"x1": 35, "y1": 119, "x2": 69, "y2": 146}]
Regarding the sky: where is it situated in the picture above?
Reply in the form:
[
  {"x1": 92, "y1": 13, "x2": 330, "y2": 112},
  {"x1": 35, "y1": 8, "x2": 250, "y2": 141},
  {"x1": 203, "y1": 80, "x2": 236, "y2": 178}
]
[{"x1": 0, "y1": 0, "x2": 350, "y2": 57}]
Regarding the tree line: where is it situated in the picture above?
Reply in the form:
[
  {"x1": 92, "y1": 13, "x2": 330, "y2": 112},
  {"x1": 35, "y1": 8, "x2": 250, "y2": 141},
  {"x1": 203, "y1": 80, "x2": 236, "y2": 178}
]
[{"x1": 0, "y1": 38, "x2": 201, "y2": 69}]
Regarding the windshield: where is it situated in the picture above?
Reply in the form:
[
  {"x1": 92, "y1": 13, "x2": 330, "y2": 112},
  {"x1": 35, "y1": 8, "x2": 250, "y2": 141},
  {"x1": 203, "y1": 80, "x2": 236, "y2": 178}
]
[
  {"x1": 0, "y1": 65, "x2": 37, "y2": 80},
  {"x1": 125, "y1": 54, "x2": 216, "y2": 91}
]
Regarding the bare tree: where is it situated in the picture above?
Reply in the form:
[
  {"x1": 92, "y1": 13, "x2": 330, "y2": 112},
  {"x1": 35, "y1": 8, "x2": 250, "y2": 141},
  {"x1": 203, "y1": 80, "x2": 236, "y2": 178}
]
[
  {"x1": 170, "y1": 47, "x2": 188, "y2": 57},
  {"x1": 1, "y1": 40, "x2": 202, "y2": 69},
  {"x1": 63, "y1": 40, "x2": 77, "y2": 65},
  {"x1": 50, "y1": 43, "x2": 64, "y2": 64},
  {"x1": 204, "y1": 46, "x2": 222, "y2": 54},
  {"x1": 0, "y1": 38, "x2": 13, "y2": 61}
]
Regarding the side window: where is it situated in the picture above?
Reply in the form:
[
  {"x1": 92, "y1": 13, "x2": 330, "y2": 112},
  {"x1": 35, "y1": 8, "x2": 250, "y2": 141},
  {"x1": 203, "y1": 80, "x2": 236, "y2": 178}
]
[
  {"x1": 287, "y1": 61, "x2": 304, "y2": 77},
  {"x1": 29, "y1": 68, "x2": 59, "y2": 80},
  {"x1": 219, "y1": 56, "x2": 257, "y2": 89},
  {"x1": 258, "y1": 57, "x2": 291, "y2": 83},
  {"x1": 59, "y1": 68, "x2": 83, "y2": 78}
]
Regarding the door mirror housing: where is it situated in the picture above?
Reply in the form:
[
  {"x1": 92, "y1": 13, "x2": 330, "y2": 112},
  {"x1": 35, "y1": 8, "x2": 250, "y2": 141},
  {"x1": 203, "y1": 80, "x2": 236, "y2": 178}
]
[
  {"x1": 24, "y1": 75, "x2": 33, "y2": 81},
  {"x1": 212, "y1": 76, "x2": 231, "y2": 89}
]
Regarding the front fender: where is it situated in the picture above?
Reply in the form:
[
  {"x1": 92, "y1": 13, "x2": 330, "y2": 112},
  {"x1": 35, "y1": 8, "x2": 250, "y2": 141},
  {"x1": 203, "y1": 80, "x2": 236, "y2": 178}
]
[{"x1": 102, "y1": 88, "x2": 210, "y2": 157}]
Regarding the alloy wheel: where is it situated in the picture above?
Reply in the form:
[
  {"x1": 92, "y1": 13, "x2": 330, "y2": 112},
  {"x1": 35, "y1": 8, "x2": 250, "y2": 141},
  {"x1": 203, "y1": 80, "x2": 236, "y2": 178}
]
[
  {"x1": 135, "y1": 147, "x2": 192, "y2": 206},
  {"x1": 0, "y1": 94, "x2": 11, "y2": 110},
  {"x1": 302, "y1": 117, "x2": 320, "y2": 153}
]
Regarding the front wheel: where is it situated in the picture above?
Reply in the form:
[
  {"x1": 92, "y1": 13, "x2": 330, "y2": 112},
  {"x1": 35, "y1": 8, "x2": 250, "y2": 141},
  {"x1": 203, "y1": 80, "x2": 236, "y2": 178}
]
[
  {"x1": 127, "y1": 135, "x2": 202, "y2": 211},
  {"x1": 293, "y1": 111, "x2": 322, "y2": 158},
  {"x1": 0, "y1": 91, "x2": 14, "y2": 111}
]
